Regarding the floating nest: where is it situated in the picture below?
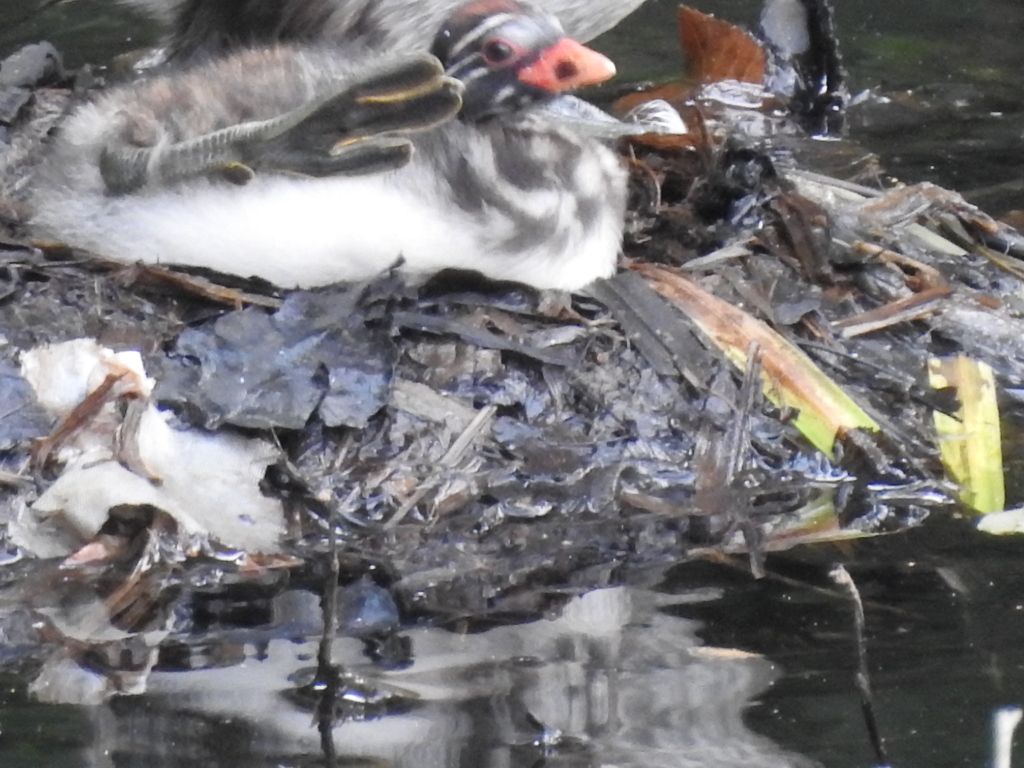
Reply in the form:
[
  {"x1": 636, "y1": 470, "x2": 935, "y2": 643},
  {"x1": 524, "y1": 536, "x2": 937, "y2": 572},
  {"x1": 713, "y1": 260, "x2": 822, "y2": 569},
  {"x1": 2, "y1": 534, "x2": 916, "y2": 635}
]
[{"x1": 1, "y1": 5, "x2": 1024, "y2": 693}]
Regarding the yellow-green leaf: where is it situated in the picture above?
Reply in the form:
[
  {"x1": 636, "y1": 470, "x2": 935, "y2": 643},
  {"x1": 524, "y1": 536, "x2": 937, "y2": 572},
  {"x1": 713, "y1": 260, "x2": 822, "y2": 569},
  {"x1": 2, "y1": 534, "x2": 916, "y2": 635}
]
[
  {"x1": 634, "y1": 263, "x2": 878, "y2": 455},
  {"x1": 929, "y1": 356, "x2": 1004, "y2": 514}
]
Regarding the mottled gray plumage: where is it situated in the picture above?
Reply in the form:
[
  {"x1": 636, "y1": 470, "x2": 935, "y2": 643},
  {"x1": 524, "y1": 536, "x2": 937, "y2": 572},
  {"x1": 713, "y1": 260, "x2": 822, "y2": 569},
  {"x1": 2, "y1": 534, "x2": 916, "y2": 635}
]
[
  {"x1": 31, "y1": 2, "x2": 632, "y2": 290},
  {"x1": 97, "y1": 53, "x2": 462, "y2": 192}
]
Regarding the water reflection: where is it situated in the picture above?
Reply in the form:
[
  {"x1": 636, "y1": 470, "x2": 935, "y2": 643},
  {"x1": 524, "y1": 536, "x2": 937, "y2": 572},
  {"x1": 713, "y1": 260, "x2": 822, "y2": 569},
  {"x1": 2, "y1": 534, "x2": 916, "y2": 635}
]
[
  {"x1": 16, "y1": 586, "x2": 814, "y2": 768},
  {"x1": 7, "y1": 524, "x2": 1024, "y2": 767}
]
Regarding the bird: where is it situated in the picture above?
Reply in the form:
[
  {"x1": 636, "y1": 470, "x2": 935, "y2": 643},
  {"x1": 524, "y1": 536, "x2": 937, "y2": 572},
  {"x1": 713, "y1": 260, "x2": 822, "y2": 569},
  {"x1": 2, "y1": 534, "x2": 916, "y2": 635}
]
[
  {"x1": 31, "y1": 0, "x2": 634, "y2": 291},
  {"x1": 117, "y1": 0, "x2": 649, "y2": 63}
]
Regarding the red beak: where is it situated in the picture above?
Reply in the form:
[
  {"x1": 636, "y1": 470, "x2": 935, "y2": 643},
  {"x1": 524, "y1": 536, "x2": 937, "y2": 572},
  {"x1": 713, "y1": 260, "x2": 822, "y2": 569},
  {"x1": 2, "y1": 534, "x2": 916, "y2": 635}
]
[{"x1": 516, "y1": 38, "x2": 616, "y2": 93}]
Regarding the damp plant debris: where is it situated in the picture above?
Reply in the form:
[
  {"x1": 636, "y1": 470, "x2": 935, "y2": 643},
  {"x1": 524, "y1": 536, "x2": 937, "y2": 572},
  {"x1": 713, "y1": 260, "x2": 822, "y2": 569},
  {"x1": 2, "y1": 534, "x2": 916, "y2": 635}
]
[
  {"x1": 2, "y1": 0, "x2": 1024, "y2": 708},
  {"x1": 928, "y1": 356, "x2": 1004, "y2": 515}
]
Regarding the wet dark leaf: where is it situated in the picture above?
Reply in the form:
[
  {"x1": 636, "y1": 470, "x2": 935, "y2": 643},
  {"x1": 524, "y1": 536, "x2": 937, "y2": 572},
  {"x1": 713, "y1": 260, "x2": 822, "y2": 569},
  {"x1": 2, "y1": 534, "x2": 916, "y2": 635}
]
[
  {"x1": 155, "y1": 285, "x2": 396, "y2": 430},
  {"x1": 0, "y1": 357, "x2": 53, "y2": 450}
]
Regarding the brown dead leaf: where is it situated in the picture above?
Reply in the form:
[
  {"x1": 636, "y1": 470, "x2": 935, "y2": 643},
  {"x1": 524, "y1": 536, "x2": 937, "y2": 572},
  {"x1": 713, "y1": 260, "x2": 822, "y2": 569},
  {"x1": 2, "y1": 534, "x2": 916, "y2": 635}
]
[
  {"x1": 612, "y1": 6, "x2": 764, "y2": 137},
  {"x1": 679, "y1": 6, "x2": 765, "y2": 85}
]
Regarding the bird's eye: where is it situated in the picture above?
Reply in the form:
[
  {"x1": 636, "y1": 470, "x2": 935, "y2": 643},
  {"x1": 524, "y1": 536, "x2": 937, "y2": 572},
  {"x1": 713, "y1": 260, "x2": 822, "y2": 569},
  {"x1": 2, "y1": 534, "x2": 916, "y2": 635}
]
[{"x1": 482, "y1": 39, "x2": 515, "y2": 64}]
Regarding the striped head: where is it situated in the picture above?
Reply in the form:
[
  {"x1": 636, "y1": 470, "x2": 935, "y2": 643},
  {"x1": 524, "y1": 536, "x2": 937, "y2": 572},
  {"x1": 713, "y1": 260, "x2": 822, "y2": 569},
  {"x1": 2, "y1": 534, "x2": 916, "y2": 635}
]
[{"x1": 432, "y1": 0, "x2": 616, "y2": 122}]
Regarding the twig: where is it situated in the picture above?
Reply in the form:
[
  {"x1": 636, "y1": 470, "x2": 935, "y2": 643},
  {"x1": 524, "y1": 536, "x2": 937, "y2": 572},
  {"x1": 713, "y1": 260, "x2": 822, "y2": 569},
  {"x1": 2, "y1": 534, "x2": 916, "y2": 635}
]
[
  {"x1": 783, "y1": 168, "x2": 883, "y2": 199},
  {"x1": 118, "y1": 262, "x2": 283, "y2": 309},
  {"x1": 36, "y1": 245, "x2": 282, "y2": 308},
  {"x1": 31, "y1": 371, "x2": 127, "y2": 469},
  {"x1": 697, "y1": 552, "x2": 915, "y2": 617},
  {"x1": 383, "y1": 404, "x2": 496, "y2": 528},
  {"x1": 733, "y1": 343, "x2": 765, "y2": 577},
  {"x1": 834, "y1": 284, "x2": 952, "y2": 338},
  {"x1": 830, "y1": 564, "x2": 888, "y2": 766},
  {"x1": 0, "y1": 468, "x2": 32, "y2": 488},
  {"x1": 315, "y1": 499, "x2": 341, "y2": 768}
]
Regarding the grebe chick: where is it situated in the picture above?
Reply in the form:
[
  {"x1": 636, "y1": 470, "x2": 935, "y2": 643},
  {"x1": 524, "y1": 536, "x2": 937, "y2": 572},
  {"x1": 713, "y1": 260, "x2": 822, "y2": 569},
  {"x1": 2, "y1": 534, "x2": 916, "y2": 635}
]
[{"x1": 32, "y1": 0, "x2": 630, "y2": 291}]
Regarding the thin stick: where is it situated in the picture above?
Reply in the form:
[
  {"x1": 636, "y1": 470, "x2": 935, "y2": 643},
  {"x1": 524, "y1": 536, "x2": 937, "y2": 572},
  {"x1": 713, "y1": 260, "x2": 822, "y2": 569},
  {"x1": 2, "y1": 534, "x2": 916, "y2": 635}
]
[
  {"x1": 732, "y1": 343, "x2": 764, "y2": 577},
  {"x1": 315, "y1": 501, "x2": 341, "y2": 767},
  {"x1": 783, "y1": 168, "x2": 883, "y2": 199},
  {"x1": 383, "y1": 404, "x2": 496, "y2": 528},
  {"x1": 31, "y1": 371, "x2": 127, "y2": 469},
  {"x1": 830, "y1": 564, "x2": 888, "y2": 766}
]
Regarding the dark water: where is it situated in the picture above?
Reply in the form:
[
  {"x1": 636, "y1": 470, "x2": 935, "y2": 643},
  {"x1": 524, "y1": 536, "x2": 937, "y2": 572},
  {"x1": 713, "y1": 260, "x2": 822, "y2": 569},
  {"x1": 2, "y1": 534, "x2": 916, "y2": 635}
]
[
  {"x1": 3, "y1": 1, "x2": 1024, "y2": 767},
  {"x1": 0, "y1": 0, "x2": 160, "y2": 69},
  {"x1": 597, "y1": 0, "x2": 1024, "y2": 213},
  {"x1": 3, "y1": 520, "x2": 1024, "y2": 768},
  {"x1": 688, "y1": 518, "x2": 1024, "y2": 767}
]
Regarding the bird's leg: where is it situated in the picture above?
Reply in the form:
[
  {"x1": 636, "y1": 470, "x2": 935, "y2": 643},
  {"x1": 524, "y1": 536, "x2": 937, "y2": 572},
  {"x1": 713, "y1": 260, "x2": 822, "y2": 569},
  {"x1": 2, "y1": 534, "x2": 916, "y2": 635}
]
[{"x1": 99, "y1": 53, "x2": 463, "y2": 194}]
